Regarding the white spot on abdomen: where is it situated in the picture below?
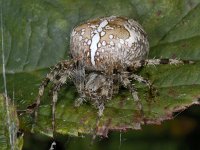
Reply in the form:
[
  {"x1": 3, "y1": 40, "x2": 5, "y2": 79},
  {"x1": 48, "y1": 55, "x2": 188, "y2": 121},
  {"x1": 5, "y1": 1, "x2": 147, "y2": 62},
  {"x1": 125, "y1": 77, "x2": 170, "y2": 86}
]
[
  {"x1": 71, "y1": 29, "x2": 76, "y2": 36},
  {"x1": 98, "y1": 42, "x2": 101, "y2": 47},
  {"x1": 79, "y1": 36, "x2": 83, "y2": 41},
  {"x1": 102, "y1": 41, "x2": 107, "y2": 46},
  {"x1": 124, "y1": 22, "x2": 140, "y2": 47},
  {"x1": 97, "y1": 20, "x2": 108, "y2": 32},
  {"x1": 89, "y1": 19, "x2": 109, "y2": 66},
  {"x1": 120, "y1": 39, "x2": 124, "y2": 44},
  {"x1": 87, "y1": 40, "x2": 91, "y2": 45},
  {"x1": 110, "y1": 41, "x2": 114, "y2": 46},
  {"x1": 109, "y1": 34, "x2": 114, "y2": 39},
  {"x1": 101, "y1": 31, "x2": 106, "y2": 36},
  {"x1": 90, "y1": 32, "x2": 100, "y2": 65}
]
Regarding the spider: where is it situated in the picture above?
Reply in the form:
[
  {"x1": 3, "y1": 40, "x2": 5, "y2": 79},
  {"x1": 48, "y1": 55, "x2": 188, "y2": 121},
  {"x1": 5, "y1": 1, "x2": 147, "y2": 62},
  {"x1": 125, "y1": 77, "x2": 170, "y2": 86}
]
[{"x1": 31, "y1": 16, "x2": 192, "y2": 132}]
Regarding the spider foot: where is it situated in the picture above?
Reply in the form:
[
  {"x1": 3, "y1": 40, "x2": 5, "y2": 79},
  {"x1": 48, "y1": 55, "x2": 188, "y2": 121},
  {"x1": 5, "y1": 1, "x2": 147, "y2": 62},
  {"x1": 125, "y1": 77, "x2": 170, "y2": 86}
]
[
  {"x1": 92, "y1": 103, "x2": 105, "y2": 142},
  {"x1": 74, "y1": 97, "x2": 86, "y2": 107},
  {"x1": 25, "y1": 103, "x2": 37, "y2": 114},
  {"x1": 148, "y1": 84, "x2": 158, "y2": 99},
  {"x1": 97, "y1": 103, "x2": 105, "y2": 117}
]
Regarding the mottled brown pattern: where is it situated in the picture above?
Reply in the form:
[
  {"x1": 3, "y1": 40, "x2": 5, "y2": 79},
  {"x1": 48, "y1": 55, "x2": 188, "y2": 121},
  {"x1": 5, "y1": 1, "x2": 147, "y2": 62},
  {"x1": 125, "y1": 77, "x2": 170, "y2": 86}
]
[
  {"x1": 32, "y1": 16, "x2": 190, "y2": 136},
  {"x1": 70, "y1": 16, "x2": 149, "y2": 71}
]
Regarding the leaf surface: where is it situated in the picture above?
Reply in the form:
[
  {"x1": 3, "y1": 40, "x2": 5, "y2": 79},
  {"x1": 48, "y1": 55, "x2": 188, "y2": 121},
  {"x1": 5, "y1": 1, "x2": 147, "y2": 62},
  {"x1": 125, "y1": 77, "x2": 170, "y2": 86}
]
[
  {"x1": 0, "y1": 0, "x2": 200, "y2": 137},
  {"x1": 0, "y1": 94, "x2": 23, "y2": 150}
]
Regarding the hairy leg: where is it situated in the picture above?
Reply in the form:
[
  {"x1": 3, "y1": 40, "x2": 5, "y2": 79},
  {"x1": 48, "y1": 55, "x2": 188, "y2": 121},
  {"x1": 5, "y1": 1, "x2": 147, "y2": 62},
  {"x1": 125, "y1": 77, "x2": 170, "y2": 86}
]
[
  {"x1": 51, "y1": 74, "x2": 68, "y2": 133},
  {"x1": 91, "y1": 74, "x2": 113, "y2": 140},
  {"x1": 130, "y1": 74, "x2": 152, "y2": 88},
  {"x1": 92, "y1": 100, "x2": 105, "y2": 140},
  {"x1": 132, "y1": 58, "x2": 194, "y2": 69},
  {"x1": 97, "y1": 102, "x2": 105, "y2": 117},
  {"x1": 130, "y1": 74, "x2": 157, "y2": 97},
  {"x1": 74, "y1": 96, "x2": 86, "y2": 107},
  {"x1": 74, "y1": 63, "x2": 86, "y2": 107},
  {"x1": 30, "y1": 60, "x2": 74, "y2": 131},
  {"x1": 120, "y1": 73, "x2": 143, "y2": 115}
]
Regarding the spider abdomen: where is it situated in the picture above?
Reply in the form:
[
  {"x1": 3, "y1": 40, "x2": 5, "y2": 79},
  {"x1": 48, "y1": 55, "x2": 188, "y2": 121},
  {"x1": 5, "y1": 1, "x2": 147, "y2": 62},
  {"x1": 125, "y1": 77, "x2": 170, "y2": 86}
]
[{"x1": 70, "y1": 16, "x2": 149, "y2": 71}]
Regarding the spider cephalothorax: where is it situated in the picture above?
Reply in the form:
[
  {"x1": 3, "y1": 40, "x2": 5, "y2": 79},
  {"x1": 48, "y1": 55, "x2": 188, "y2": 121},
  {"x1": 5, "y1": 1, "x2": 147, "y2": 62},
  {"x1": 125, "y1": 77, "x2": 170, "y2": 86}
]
[{"x1": 32, "y1": 16, "x2": 192, "y2": 131}]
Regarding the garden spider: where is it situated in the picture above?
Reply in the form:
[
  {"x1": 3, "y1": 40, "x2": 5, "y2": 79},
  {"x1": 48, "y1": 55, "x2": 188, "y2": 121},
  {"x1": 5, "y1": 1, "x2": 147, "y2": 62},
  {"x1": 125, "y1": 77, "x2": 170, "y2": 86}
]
[{"x1": 30, "y1": 16, "x2": 192, "y2": 133}]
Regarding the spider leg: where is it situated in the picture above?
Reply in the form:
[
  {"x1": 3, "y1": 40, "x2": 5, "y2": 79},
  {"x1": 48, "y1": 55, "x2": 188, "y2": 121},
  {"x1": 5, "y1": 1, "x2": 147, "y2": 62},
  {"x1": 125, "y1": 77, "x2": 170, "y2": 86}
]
[
  {"x1": 145, "y1": 58, "x2": 193, "y2": 66},
  {"x1": 74, "y1": 95, "x2": 86, "y2": 107},
  {"x1": 32, "y1": 63, "x2": 62, "y2": 125},
  {"x1": 97, "y1": 74, "x2": 114, "y2": 116},
  {"x1": 30, "y1": 60, "x2": 74, "y2": 132},
  {"x1": 132, "y1": 58, "x2": 194, "y2": 69},
  {"x1": 92, "y1": 75, "x2": 113, "y2": 140},
  {"x1": 130, "y1": 73, "x2": 157, "y2": 100},
  {"x1": 73, "y1": 63, "x2": 86, "y2": 107},
  {"x1": 92, "y1": 101, "x2": 105, "y2": 140},
  {"x1": 120, "y1": 73, "x2": 143, "y2": 116},
  {"x1": 91, "y1": 74, "x2": 113, "y2": 140},
  {"x1": 130, "y1": 74, "x2": 151, "y2": 88},
  {"x1": 51, "y1": 75, "x2": 68, "y2": 133},
  {"x1": 97, "y1": 102, "x2": 105, "y2": 117}
]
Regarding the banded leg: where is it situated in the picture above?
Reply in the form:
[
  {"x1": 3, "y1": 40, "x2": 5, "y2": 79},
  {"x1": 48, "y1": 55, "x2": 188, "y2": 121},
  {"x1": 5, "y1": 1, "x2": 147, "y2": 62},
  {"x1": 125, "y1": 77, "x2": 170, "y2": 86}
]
[
  {"x1": 130, "y1": 74, "x2": 152, "y2": 88},
  {"x1": 30, "y1": 60, "x2": 74, "y2": 131},
  {"x1": 74, "y1": 96, "x2": 86, "y2": 107},
  {"x1": 97, "y1": 102, "x2": 105, "y2": 117},
  {"x1": 32, "y1": 64, "x2": 61, "y2": 126},
  {"x1": 120, "y1": 73, "x2": 143, "y2": 115},
  {"x1": 144, "y1": 59, "x2": 194, "y2": 66},
  {"x1": 131, "y1": 73, "x2": 158, "y2": 100},
  {"x1": 51, "y1": 77, "x2": 67, "y2": 133},
  {"x1": 92, "y1": 101, "x2": 105, "y2": 141},
  {"x1": 132, "y1": 58, "x2": 194, "y2": 69},
  {"x1": 96, "y1": 75, "x2": 113, "y2": 116},
  {"x1": 92, "y1": 76, "x2": 114, "y2": 140}
]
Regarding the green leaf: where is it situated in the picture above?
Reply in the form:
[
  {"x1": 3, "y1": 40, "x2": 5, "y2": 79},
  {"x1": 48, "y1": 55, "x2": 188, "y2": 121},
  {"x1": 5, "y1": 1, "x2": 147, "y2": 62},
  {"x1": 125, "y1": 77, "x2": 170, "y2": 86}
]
[
  {"x1": 0, "y1": 94, "x2": 23, "y2": 150},
  {"x1": 0, "y1": 0, "x2": 200, "y2": 138}
]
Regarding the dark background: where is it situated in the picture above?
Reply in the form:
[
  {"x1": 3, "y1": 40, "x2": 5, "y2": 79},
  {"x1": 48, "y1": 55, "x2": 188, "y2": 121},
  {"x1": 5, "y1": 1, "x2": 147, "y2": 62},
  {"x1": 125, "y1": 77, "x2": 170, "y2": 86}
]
[
  {"x1": 23, "y1": 105, "x2": 200, "y2": 150},
  {"x1": 1, "y1": 0, "x2": 200, "y2": 149}
]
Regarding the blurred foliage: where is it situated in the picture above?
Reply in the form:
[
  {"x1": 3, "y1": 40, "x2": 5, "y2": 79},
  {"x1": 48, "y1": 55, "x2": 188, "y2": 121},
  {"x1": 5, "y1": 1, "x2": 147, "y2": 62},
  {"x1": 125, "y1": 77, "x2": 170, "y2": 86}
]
[
  {"x1": 0, "y1": 0, "x2": 200, "y2": 149},
  {"x1": 22, "y1": 105, "x2": 200, "y2": 150},
  {"x1": 0, "y1": 94, "x2": 23, "y2": 150}
]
